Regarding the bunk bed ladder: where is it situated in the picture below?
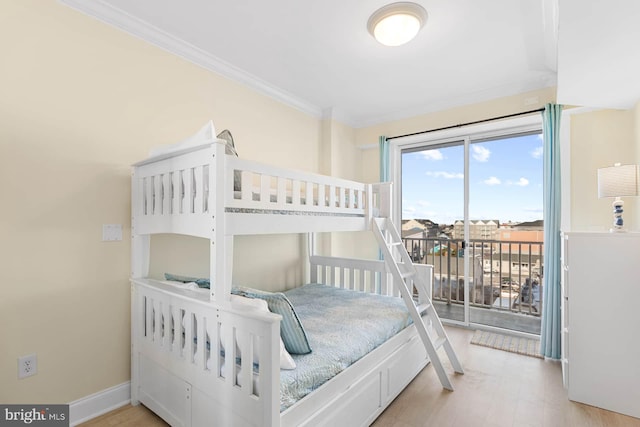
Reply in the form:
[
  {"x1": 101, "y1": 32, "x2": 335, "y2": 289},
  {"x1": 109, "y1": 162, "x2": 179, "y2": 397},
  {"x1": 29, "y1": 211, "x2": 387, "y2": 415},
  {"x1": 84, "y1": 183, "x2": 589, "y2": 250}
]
[{"x1": 372, "y1": 217, "x2": 464, "y2": 391}]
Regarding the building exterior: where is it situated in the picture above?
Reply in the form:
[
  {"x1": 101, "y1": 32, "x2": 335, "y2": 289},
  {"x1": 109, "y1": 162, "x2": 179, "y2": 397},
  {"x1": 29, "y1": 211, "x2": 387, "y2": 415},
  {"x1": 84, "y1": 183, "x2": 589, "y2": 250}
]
[
  {"x1": 498, "y1": 219, "x2": 544, "y2": 255},
  {"x1": 452, "y1": 220, "x2": 499, "y2": 240},
  {"x1": 480, "y1": 220, "x2": 544, "y2": 278},
  {"x1": 401, "y1": 219, "x2": 439, "y2": 239}
]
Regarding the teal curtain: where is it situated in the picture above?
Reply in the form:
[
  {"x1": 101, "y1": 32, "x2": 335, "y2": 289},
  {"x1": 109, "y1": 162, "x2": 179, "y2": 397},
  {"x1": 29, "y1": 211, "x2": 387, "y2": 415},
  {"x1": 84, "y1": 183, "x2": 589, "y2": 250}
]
[
  {"x1": 379, "y1": 136, "x2": 389, "y2": 182},
  {"x1": 540, "y1": 104, "x2": 562, "y2": 359},
  {"x1": 378, "y1": 136, "x2": 389, "y2": 262}
]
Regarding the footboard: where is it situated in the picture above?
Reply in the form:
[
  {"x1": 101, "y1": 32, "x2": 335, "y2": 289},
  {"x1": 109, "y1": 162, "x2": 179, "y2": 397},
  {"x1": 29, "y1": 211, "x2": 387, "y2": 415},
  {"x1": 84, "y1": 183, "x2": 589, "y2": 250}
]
[
  {"x1": 310, "y1": 255, "x2": 433, "y2": 300},
  {"x1": 131, "y1": 279, "x2": 281, "y2": 427},
  {"x1": 283, "y1": 256, "x2": 434, "y2": 427}
]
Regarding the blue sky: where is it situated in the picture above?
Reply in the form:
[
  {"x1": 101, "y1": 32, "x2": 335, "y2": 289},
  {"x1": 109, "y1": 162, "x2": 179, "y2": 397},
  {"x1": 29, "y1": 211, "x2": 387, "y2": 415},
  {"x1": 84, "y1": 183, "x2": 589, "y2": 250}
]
[{"x1": 401, "y1": 133, "x2": 543, "y2": 225}]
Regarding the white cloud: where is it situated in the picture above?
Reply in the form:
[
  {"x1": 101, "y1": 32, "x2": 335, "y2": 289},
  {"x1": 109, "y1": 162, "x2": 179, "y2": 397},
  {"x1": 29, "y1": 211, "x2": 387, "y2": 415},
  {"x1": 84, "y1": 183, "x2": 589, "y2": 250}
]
[
  {"x1": 472, "y1": 145, "x2": 490, "y2": 162},
  {"x1": 403, "y1": 206, "x2": 416, "y2": 215},
  {"x1": 402, "y1": 202, "x2": 437, "y2": 220},
  {"x1": 515, "y1": 177, "x2": 529, "y2": 186},
  {"x1": 523, "y1": 207, "x2": 543, "y2": 214},
  {"x1": 420, "y1": 150, "x2": 444, "y2": 161},
  {"x1": 484, "y1": 176, "x2": 501, "y2": 185},
  {"x1": 426, "y1": 171, "x2": 463, "y2": 179},
  {"x1": 504, "y1": 177, "x2": 530, "y2": 186},
  {"x1": 531, "y1": 146, "x2": 543, "y2": 159}
]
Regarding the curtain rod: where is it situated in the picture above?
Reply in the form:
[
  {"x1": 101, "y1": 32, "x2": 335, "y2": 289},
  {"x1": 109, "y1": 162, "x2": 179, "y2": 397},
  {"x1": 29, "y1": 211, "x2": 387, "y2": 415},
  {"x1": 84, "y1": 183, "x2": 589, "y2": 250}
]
[{"x1": 386, "y1": 107, "x2": 545, "y2": 141}]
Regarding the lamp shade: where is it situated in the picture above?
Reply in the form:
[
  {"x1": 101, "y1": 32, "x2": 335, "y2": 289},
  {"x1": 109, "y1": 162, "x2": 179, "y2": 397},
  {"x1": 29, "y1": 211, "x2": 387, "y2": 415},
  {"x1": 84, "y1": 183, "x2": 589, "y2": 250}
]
[{"x1": 597, "y1": 164, "x2": 639, "y2": 198}]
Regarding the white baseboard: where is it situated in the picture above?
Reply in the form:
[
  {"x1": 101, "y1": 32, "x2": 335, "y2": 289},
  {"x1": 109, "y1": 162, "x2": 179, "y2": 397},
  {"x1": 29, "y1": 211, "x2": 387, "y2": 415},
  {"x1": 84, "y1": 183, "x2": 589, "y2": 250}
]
[{"x1": 69, "y1": 382, "x2": 131, "y2": 426}]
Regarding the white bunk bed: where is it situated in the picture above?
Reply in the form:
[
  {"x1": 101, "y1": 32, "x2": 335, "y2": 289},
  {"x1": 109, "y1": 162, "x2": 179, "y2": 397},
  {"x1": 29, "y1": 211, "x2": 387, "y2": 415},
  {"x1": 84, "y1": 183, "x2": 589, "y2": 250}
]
[{"x1": 130, "y1": 123, "x2": 460, "y2": 427}]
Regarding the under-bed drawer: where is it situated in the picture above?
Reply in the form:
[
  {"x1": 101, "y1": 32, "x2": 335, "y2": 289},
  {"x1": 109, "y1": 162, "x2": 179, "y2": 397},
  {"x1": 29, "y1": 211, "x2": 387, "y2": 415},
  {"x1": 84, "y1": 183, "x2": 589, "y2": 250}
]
[
  {"x1": 191, "y1": 387, "x2": 256, "y2": 427},
  {"x1": 138, "y1": 354, "x2": 192, "y2": 427},
  {"x1": 386, "y1": 334, "x2": 428, "y2": 399},
  {"x1": 300, "y1": 372, "x2": 382, "y2": 427}
]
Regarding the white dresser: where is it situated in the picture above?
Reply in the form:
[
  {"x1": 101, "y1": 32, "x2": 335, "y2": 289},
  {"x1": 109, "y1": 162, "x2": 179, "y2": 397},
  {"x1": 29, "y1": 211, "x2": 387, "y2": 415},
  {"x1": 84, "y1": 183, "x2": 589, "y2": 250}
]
[{"x1": 561, "y1": 232, "x2": 640, "y2": 419}]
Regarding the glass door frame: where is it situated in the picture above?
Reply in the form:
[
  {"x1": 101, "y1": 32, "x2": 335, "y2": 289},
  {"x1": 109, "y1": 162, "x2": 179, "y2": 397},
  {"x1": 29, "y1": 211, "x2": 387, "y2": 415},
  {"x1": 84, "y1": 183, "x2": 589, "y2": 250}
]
[{"x1": 389, "y1": 114, "x2": 543, "y2": 329}]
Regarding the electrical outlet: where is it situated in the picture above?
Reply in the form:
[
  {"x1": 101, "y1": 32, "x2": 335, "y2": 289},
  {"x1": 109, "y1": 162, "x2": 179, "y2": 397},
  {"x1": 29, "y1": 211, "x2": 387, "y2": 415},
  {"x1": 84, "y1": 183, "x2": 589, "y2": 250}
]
[{"x1": 18, "y1": 353, "x2": 37, "y2": 379}]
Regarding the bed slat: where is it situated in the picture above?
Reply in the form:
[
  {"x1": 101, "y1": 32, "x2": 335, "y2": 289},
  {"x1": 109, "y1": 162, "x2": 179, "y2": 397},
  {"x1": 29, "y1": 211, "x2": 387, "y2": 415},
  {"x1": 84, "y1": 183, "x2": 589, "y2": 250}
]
[
  {"x1": 260, "y1": 174, "x2": 270, "y2": 204},
  {"x1": 276, "y1": 177, "x2": 286, "y2": 208},
  {"x1": 328, "y1": 185, "x2": 336, "y2": 208},
  {"x1": 291, "y1": 180, "x2": 301, "y2": 206},
  {"x1": 193, "y1": 167, "x2": 203, "y2": 215},
  {"x1": 153, "y1": 174, "x2": 161, "y2": 215},
  {"x1": 171, "y1": 305, "x2": 180, "y2": 354},
  {"x1": 160, "y1": 302, "x2": 170, "y2": 350},
  {"x1": 194, "y1": 314, "x2": 204, "y2": 369},
  {"x1": 153, "y1": 299, "x2": 161, "y2": 343},
  {"x1": 145, "y1": 177, "x2": 153, "y2": 216},
  {"x1": 317, "y1": 184, "x2": 326, "y2": 208},
  {"x1": 240, "y1": 171, "x2": 251, "y2": 202},
  {"x1": 305, "y1": 181, "x2": 313, "y2": 207},
  {"x1": 160, "y1": 174, "x2": 168, "y2": 215}
]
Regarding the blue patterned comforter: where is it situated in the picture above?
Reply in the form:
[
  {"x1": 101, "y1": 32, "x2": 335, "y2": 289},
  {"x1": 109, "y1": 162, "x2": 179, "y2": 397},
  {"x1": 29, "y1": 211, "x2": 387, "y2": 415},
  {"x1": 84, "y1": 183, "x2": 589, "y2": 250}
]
[{"x1": 279, "y1": 284, "x2": 411, "y2": 411}]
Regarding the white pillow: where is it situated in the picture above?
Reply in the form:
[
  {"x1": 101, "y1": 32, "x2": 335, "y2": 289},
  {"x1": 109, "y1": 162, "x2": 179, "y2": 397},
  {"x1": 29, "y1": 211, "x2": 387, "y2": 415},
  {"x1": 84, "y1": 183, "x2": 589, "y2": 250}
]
[
  {"x1": 278, "y1": 336, "x2": 296, "y2": 370},
  {"x1": 148, "y1": 121, "x2": 216, "y2": 157},
  {"x1": 223, "y1": 295, "x2": 296, "y2": 370},
  {"x1": 161, "y1": 280, "x2": 207, "y2": 293}
]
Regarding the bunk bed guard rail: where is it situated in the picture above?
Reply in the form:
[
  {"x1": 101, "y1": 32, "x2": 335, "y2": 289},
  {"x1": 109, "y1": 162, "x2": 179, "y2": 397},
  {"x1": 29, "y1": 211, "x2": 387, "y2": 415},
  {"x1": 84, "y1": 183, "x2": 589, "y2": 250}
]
[{"x1": 132, "y1": 141, "x2": 393, "y2": 238}]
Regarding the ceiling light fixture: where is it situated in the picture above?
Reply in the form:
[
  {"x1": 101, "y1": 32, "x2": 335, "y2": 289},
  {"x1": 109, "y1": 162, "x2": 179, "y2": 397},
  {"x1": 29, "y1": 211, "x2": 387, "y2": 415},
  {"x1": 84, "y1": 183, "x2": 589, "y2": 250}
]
[{"x1": 367, "y1": 2, "x2": 428, "y2": 47}]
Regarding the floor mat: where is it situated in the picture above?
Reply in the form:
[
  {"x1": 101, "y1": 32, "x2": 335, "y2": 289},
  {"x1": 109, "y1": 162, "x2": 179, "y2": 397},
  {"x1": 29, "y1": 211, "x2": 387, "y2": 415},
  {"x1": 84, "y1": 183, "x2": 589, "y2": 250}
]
[{"x1": 470, "y1": 330, "x2": 542, "y2": 359}]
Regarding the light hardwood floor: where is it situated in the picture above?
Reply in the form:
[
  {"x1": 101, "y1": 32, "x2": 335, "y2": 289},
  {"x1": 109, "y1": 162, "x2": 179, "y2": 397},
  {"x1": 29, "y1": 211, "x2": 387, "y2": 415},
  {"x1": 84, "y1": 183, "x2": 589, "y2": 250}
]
[{"x1": 82, "y1": 327, "x2": 640, "y2": 427}]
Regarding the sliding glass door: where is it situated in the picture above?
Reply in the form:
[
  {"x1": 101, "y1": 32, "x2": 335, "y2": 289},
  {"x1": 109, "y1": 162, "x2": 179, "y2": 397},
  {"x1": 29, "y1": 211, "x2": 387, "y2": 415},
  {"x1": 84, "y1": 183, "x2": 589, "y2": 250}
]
[
  {"x1": 467, "y1": 134, "x2": 543, "y2": 333},
  {"x1": 402, "y1": 140, "x2": 468, "y2": 323},
  {"x1": 399, "y1": 128, "x2": 543, "y2": 334}
]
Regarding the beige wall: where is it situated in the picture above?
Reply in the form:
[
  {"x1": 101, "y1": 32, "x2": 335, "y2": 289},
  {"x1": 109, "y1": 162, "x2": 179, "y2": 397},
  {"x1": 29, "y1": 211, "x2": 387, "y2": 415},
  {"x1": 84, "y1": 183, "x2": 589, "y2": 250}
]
[
  {"x1": 569, "y1": 109, "x2": 638, "y2": 231},
  {"x1": 0, "y1": 0, "x2": 326, "y2": 404},
  {"x1": 316, "y1": 117, "x2": 369, "y2": 257}
]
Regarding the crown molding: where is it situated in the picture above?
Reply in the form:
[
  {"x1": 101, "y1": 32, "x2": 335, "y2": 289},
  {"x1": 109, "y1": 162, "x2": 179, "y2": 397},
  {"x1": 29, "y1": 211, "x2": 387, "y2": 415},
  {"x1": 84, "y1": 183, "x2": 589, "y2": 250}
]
[
  {"x1": 59, "y1": 0, "x2": 557, "y2": 130},
  {"x1": 59, "y1": 0, "x2": 324, "y2": 119}
]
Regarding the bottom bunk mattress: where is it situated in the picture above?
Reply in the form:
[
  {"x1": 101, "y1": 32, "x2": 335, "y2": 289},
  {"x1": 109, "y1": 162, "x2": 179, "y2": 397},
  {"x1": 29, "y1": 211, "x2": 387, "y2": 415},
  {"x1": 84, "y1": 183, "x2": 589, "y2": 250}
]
[
  {"x1": 279, "y1": 283, "x2": 412, "y2": 411},
  {"x1": 156, "y1": 279, "x2": 413, "y2": 412}
]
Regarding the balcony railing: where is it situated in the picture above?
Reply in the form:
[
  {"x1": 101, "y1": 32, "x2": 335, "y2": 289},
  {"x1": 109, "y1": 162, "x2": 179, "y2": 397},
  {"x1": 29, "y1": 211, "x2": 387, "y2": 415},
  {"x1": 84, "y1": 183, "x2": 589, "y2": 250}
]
[{"x1": 403, "y1": 237, "x2": 543, "y2": 318}]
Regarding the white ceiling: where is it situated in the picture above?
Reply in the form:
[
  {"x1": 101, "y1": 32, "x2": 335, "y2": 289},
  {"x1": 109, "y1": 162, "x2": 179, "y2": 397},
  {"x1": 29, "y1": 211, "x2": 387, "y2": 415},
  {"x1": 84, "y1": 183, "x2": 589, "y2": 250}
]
[
  {"x1": 63, "y1": 0, "x2": 561, "y2": 127},
  {"x1": 557, "y1": 0, "x2": 640, "y2": 110}
]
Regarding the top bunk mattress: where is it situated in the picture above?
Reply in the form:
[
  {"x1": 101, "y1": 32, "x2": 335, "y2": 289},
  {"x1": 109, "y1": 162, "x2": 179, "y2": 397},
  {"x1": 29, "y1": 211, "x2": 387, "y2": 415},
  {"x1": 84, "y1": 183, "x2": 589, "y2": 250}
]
[{"x1": 280, "y1": 283, "x2": 412, "y2": 411}]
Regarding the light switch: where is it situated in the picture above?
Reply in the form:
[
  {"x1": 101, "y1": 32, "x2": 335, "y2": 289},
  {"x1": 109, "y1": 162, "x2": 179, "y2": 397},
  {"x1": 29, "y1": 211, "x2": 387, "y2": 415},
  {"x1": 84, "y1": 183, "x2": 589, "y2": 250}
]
[{"x1": 102, "y1": 224, "x2": 123, "y2": 241}]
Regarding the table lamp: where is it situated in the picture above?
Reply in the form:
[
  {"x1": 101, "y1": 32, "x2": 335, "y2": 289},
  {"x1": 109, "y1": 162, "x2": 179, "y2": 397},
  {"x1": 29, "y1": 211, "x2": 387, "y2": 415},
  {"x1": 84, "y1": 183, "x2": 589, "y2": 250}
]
[{"x1": 597, "y1": 163, "x2": 639, "y2": 232}]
